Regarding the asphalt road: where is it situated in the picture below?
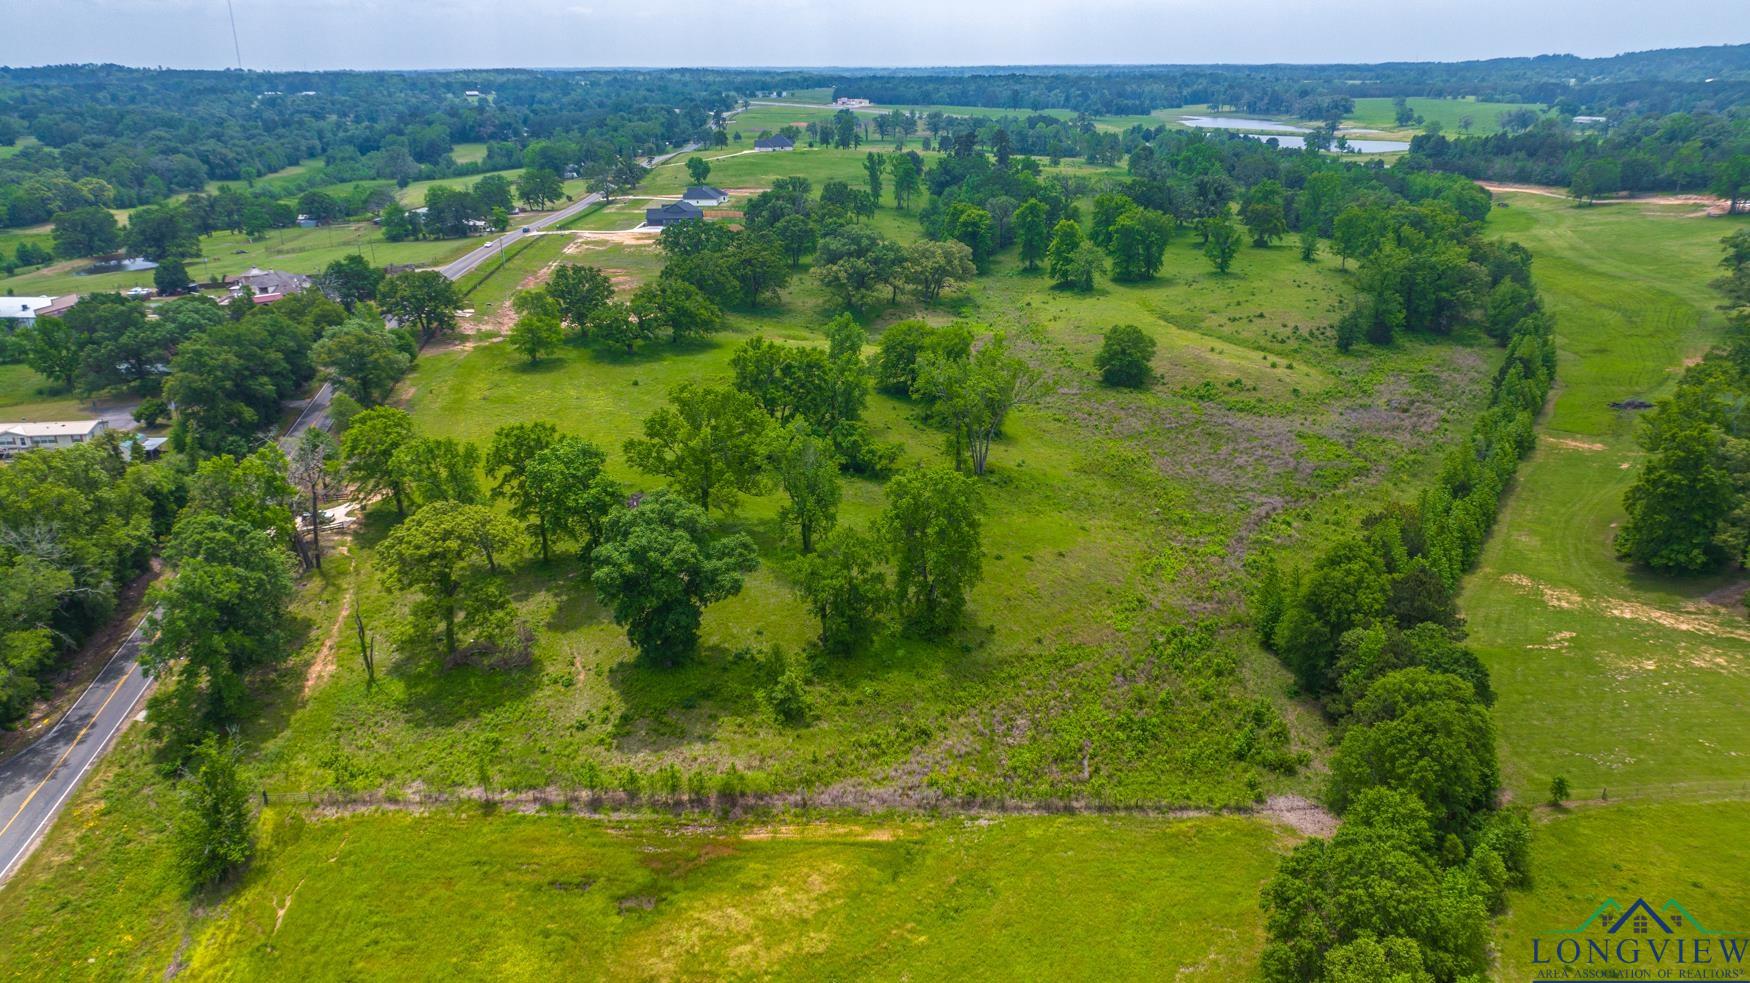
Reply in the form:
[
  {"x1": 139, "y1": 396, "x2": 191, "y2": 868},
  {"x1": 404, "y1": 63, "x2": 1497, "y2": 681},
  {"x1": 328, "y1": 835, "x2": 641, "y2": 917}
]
[
  {"x1": 0, "y1": 622, "x2": 151, "y2": 884},
  {"x1": 0, "y1": 139, "x2": 710, "y2": 890}
]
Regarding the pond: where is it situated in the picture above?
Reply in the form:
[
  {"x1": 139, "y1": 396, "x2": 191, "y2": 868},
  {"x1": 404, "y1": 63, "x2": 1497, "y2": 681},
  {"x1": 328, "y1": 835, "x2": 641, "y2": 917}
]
[
  {"x1": 1176, "y1": 115, "x2": 1311, "y2": 133},
  {"x1": 1241, "y1": 133, "x2": 1410, "y2": 154},
  {"x1": 78, "y1": 257, "x2": 158, "y2": 275}
]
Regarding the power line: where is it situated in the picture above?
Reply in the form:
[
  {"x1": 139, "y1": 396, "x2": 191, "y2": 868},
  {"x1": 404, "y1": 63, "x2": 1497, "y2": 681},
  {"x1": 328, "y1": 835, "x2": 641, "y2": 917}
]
[{"x1": 225, "y1": 0, "x2": 243, "y2": 70}]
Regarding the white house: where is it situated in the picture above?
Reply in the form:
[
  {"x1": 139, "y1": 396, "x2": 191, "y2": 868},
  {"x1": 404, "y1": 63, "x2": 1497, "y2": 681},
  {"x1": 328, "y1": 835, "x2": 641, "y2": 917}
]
[
  {"x1": 0, "y1": 297, "x2": 56, "y2": 329},
  {"x1": 681, "y1": 185, "x2": 730, "y2": 207},
  {"x1": 0, "y1": 420, "x2": 109, "y2": 458}
]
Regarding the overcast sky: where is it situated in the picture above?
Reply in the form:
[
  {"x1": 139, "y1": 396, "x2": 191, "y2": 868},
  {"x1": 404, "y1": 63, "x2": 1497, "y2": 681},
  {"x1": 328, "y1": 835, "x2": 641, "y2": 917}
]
[{"x1": 3, "y1": 0, "x2": 1743, "y2": 71}]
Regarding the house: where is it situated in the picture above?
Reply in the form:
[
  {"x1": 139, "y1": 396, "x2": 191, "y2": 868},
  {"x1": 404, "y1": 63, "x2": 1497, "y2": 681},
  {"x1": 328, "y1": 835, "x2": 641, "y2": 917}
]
[
  {"x1": 644, "y1": 201, "x2": 706, "y2": 228},
  {"x1": 0, "y1": 297, "x2": 56, "y2": 330},
  {"x1": 1572, "y1": 115, "x2": 1608, "y2": 127},
  {"x1": 682, "y1": 185, "x2": 730, "y2": 207},
  {"x1": 0, "y1": 420, "x2": 109, "y2": 458},
  {"x1": 754, "y1": 135, "x2": 795, "y2": 152},
  {"x1": 223, "y1": 267, "x2": 313, "y2": 304},
  {"x1": 38, "y1": 294, "x2": 78, "y2": 318}
]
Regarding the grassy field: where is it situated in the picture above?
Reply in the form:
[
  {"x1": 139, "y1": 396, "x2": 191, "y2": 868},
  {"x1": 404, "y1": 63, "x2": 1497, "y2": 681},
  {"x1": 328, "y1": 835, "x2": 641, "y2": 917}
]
[
  {"x1": 0, "y1": 137, "x2": 1545, "y2": 978},
  {"x1": 1345, "y1": 96, "x2": 1547, "y2": 136},
  {"x1": 0, "y1": 784, "x2": 1287, "y2": 980},
  {"x1": 206, "y1": 139, "x2": 1507, "y2": 808},
  {"x1": 1461, "y1": 195, "x2": 1750, "y2": 802},
  {"x1": 0, "y1": 223, "x2": 481, "y2": 297},
  {"x1": 1492, "y1": 800, "x2": 1750, "y2": 980}
]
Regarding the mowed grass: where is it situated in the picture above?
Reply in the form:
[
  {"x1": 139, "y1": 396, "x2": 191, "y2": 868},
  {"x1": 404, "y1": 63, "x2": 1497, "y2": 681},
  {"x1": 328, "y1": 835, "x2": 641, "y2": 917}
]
[
  {"x1": 1491, "y1": 800, "x2": 1750, "y2": 981},
  {"x1": 1461, "y1": 194, "x2": 1750, "y2": 800},
  {"x1": 1345, "y1": 96, "x2": 1548, "y2": 136},
  {"x1": 0, "y1": 787, "x2": 1290, "y2": 981},
  {"x1": 0, "y1": 223, "x2": 479, "y2": 297}
]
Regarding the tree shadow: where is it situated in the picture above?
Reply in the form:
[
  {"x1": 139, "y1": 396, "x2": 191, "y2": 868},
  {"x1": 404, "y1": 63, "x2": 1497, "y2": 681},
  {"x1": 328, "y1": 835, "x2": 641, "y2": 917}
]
[
  {"x1": 387, "y1": 642, "x2": 543, "y2": 729},
  {"x1": 604, "y1": 642, "x2": 745, "y2": 754},
  {"x1": 509, "y1": 356, "x2": 572, "y2": 375}
]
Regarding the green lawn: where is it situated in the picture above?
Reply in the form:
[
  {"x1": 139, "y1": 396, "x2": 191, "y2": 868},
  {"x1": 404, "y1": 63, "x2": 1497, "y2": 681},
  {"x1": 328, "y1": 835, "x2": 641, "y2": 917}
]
[
  {"x1": 0, "y1": 223, "x2": 481, "y2": 297},
  {"x1": 1492, "y1": 800, "x2": 1750, "y2": 981},
  {"x1": 0, "y1": 792, "x2": 1287, "y2": 980},
  {"x1": 1346, "y1": 97, "x2": 1548, "y2": 136},
  {"x1": 1461, "y1": 194, "x2": 1750, "y2": 800}
]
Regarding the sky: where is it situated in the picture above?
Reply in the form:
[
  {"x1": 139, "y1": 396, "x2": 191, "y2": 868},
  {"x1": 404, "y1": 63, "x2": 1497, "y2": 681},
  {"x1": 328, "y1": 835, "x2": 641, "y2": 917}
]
[{"x1": 2, "y1": 0, "x2": 1744, "y2": 71}]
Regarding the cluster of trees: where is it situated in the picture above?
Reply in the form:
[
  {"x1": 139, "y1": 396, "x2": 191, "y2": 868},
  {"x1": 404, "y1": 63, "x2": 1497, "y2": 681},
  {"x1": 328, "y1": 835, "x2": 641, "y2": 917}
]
[
  {"x1": 346, "y1": 396, "x2": 982, "y2": 672},
  {"x1": 11, "y1": 261, "x2": 430, "y2": 456},
  {"x1": 379, "y1": 168, "x2": 573, "y2": 241},
  {"x1": 821, "y1": 46, "x2": 1750, "y2": 119},
  {"x1": 1411, "y1": 114, "x2": 1750, "y2": 208},
  {"x1": 1, "y1": 65, "x2": 740, "y2": 230},
  {"x1": 1616, "y1": 231, "x2": 1750, "y2": 572},
  {"x1": 872, "y1": 320, "x2": 1037, "y2": 475},
  {"x1": 1332, "y1": 198, "x2": 1532, "y2": 350},
  {"x1": 1251, "y1": 265, "x2": 1556, "y2": 981},
  {"x1": 0, "y1": 436, "x2": 172, "y2": 729}
]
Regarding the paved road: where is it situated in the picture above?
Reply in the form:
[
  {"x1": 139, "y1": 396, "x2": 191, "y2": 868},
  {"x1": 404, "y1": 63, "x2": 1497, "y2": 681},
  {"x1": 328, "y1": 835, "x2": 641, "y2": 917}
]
[
  {"x1": 433, "y1": 140, "x2": 701, "y2": 281},
  {"x1": 0, "y1": 139, "x2": 711, "y2": 889},
  {"x1": 0, "y1": 623, "x2": 151, "y2": 884}
]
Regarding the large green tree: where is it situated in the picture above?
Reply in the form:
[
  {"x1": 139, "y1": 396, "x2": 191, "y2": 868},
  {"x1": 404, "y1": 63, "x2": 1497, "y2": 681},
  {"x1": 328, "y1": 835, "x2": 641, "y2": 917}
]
[
  {"x1": 590, "y1": 491, "x2": 758, "y2": 665},
  {"x1": 625, "y1": 383, "x2": 771, "y2": 513},
  {"x1": 879, "y1": 466, "x2": 983, "y2": 633},
  {"x1": 341, "y1": 406, "x2": 416, "y2": 515},
  {"x1": 377, "y1": 501, "x2": 519, "y2": 660},
  {"x1": 378, "y1": 271, "x2": 460, "y2": 343}
]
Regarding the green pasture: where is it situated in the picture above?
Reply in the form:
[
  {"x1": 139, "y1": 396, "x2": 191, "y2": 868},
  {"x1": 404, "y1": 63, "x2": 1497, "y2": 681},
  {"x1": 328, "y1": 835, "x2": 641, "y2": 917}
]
[
  {"x1": 1491, "y1": 800, "x2": 1750, "y2": 980},
  {"x1": 0, "y1": 766, "x2": 1288, "y2": 982},
  {"x1": 1345, "y1": 97, "x2": 1548, "y2": 136},
  {"x1": 1462, "y1": 193, "x2": 1750, "y2": 800},
  {"x1": 0, "y1": 223, "x2": 480, "y2": 297}
]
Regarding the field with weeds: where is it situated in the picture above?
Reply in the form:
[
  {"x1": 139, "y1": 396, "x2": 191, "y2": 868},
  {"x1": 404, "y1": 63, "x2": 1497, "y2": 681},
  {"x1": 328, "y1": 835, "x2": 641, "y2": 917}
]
[
  {"x1": 0, "y1": 729, "x2": 1291, "y2": 982},
  {"x1": 213, "y1": 140, "x2": 1507, "y2": 810}
]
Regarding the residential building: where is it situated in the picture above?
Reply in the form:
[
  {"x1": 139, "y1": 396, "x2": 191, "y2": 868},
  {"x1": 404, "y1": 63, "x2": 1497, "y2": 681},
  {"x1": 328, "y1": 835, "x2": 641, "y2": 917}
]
[
  {"x1": 0, "y1": 296, "x2": 56, "y2": 329},
  {"x1": 223, "y1": 267, "x2": 313, "y2": 305},
  {"x1": 682, "y1": 185, "x2": 731, "y2": 207},
  {"x1": 754, "y1": 135, "x2": 795, "y2": 152},
  {"x1": 0, "y1": 420, "x2": 109, "y2": 458},
  {"x1": 644, "y1": 201, "x2": 706, "y2": 227}
]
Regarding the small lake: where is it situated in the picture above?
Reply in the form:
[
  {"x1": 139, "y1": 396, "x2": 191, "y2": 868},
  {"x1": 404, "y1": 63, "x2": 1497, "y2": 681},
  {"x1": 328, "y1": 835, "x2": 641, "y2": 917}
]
[
  {"x1": 1177, "y1": 115, "x2": 1311, "y2": 133},
  {"x1": 1241, "y1": 133, "x2": 1410, "y2": 154},
  {"x1": 78, "y1": 257, "x2": 157, "y2": 275}
]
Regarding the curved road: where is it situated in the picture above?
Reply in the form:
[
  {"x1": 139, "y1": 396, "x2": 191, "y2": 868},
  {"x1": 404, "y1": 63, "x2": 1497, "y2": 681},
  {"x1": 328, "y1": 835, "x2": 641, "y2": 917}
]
[{"x1": 0, "y1": 140, "x2": 708, "y2": 888}]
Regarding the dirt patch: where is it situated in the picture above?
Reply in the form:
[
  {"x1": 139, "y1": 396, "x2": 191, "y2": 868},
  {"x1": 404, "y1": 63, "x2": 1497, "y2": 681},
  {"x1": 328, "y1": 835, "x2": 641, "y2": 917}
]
[
  {"x1": 1702, "y1": 580, "x2": 1750, "y2": 609},
  {"x1": 1503, "y1": 573, "x2": 1750, "y2": 641},
  {"x1": 1544, "y1": 436, "x2": 1605, "y2": 452},
  {"x1": 565, "y1": 228, "x2": 661, "y2": 247},
  {"x1": 741, "y1": 824, "x2": 903, "y2": 842},
  {"x1": 1599, "y1": 598, "x2": 1750, "y2": 642},
  {"x1": 1500, "y1": 573, "x2": 1584, "y2": 610},
  {"x1": 1258, "y1": 795, "x2": 1338, "y2": 838},
  {"x1": 1527, "y1": 630, "x2": 1576, "y2": 651},
  {"x1": 1479, "y1": 182, "x2": 1732, "y2": 216},
  {"x1": 302, "y1": 576, "x2": 353, "y2": 698}
]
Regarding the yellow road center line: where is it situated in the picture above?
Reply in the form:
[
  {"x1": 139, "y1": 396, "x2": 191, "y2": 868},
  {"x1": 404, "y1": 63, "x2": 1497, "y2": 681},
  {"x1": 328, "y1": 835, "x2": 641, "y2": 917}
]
[{"x1": 0, "y1": 666, "x2": 135, "y2": 842}]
